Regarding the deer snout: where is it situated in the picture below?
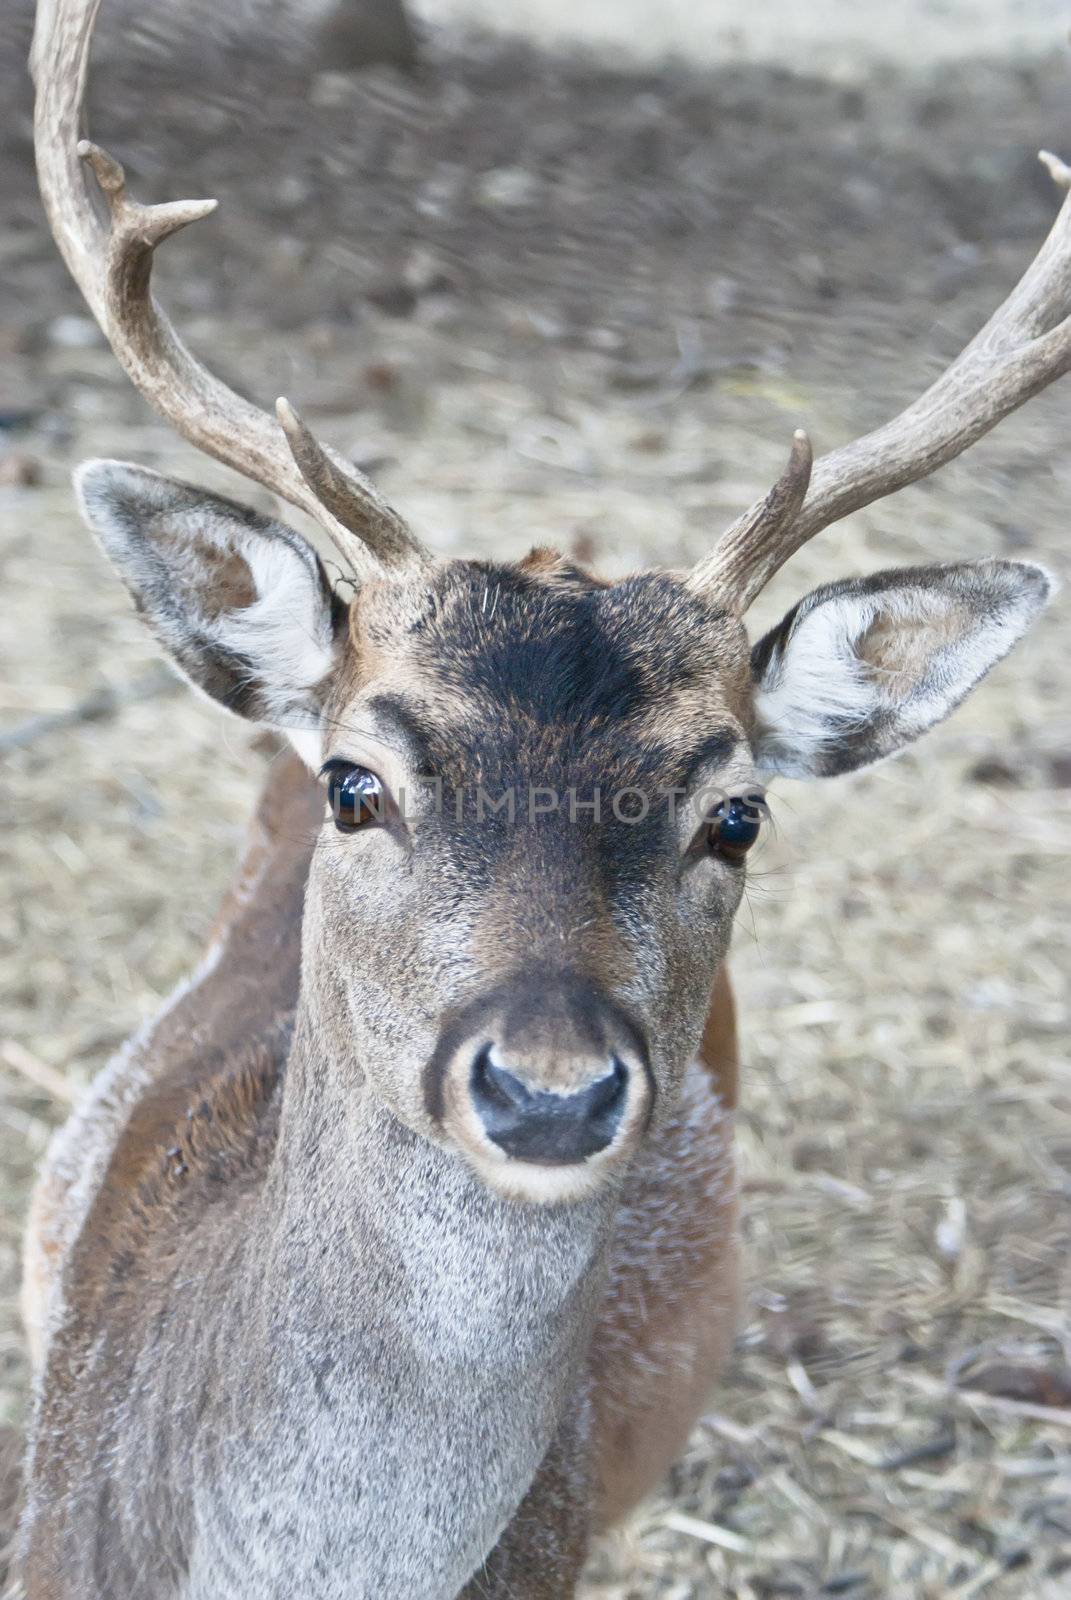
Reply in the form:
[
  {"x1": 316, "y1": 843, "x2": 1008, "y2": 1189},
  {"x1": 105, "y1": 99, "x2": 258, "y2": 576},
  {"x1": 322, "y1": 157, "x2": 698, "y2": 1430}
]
[
  {"x1": 425, "y1": 972, "x2": 653, "y2": 1202},
  {"x1": 469, "y1": 1044, "x2": 629, "y2": 1163}
]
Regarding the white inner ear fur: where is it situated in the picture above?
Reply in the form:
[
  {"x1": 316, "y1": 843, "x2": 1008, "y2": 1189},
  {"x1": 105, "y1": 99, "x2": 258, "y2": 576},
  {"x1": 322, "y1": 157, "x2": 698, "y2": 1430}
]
[
  {"x1": 753, "y1": 591, "x2": 881, "y2": 775},
  {"x1": 211, "y1": 530, "x2": 336, "y2": 767},
  {"x1": 752, "y1": 562, "x2": 1051, "y2": 780},
  {"x1": 75, "y1": 460, "x2": 338, "y2": 769}
]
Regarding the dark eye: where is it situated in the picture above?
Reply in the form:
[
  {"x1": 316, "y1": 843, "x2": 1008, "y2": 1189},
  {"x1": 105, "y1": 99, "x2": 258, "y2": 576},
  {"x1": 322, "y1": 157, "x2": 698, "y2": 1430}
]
[
  {"x1": 707, "y1": 794, "x2": 764, "y2": 864},
  {"x1": 321, "y1": 761, "x2": 385, "y2": 833}
]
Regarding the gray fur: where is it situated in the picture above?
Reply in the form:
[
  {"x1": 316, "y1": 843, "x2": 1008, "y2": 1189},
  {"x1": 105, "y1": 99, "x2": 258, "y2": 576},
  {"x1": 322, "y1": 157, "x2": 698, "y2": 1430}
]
[
  {"x1": 20, "y1": 475, "x2": 1052, "y2": 1597},
  {"x1": 181, "y1": 1095, "x2": 610, "y2": 1598}
]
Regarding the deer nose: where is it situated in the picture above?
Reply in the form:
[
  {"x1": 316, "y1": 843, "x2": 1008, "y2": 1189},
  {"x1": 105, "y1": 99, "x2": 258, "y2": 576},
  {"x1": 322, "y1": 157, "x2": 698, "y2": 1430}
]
[{"x1": 469, "y1": 1045, "x2": 629, "y2": 1164}]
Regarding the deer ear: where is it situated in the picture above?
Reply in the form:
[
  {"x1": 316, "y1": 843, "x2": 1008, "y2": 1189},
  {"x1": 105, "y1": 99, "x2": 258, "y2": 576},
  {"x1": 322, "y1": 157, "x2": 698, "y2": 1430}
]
[
  {"x1": 750, "y1": 559, "x2": 1052, "y2": 779},
  {"x1": 76, "y1": 460, "x2": 344, "y2": 766}
]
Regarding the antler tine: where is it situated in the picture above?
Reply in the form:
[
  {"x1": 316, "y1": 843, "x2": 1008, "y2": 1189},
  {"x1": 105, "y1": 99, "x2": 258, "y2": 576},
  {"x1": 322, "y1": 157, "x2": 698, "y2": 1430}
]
[
  {"x1": 274, "y1": 399, "x2": 420, "y2": 568},
  {"x1": 31, "y1": 0, "x2": 429, "y2": 580},
  {"x1": 694, "y1": 154, "x2": 1071, "y2": 614},
  {"x1": 687, "y1": 429, "x2": 812, "y2": 609}
]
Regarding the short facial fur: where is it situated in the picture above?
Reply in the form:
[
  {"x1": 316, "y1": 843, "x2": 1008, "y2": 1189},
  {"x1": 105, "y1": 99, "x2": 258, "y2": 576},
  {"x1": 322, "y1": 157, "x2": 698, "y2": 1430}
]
[
  {"x1": 75, "y1": 461, "x2": 1051, "y2": 1205},
  {"x1": 18, "y1": 461, "x2": 1051, "y2": 1600},
  {"x1": 308, "y1": 557, "x2": 755, "y2": 1199}
]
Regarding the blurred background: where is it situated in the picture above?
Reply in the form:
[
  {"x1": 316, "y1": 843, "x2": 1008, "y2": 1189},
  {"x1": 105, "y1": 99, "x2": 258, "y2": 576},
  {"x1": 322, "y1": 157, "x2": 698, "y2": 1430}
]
[{"x1": 1, "y1": 2, "x2": 1070, "y2": 1595}]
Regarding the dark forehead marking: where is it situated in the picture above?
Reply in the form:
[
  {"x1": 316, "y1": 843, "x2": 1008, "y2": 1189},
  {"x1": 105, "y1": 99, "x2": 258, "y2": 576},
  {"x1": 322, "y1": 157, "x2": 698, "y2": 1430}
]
[
  {"x1": 363, "y1": 696, "x2": 739, "y2": 795},
  {"x1": 366, "y1": 693, "x2": 439, "y2": 773},
  {"x1": 673, "y1": 728, "x2": 741, "y2": 790},
  {"x1": 412, "y1": 563, "x2": 733, "y2": 730}
]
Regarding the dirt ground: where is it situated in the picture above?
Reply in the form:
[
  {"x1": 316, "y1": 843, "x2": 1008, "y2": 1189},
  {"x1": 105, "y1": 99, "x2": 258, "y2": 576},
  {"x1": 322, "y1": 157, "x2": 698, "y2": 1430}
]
[{"x1": 1, "y1": 9, "x2": 1070, "y2": 1598}]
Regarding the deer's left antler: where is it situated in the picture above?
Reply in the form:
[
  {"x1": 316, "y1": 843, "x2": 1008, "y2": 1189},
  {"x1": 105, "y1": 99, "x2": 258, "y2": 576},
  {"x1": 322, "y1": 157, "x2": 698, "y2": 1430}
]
[{"x1": 691, "y1": 151, "x2": 1071, "y2": 613}]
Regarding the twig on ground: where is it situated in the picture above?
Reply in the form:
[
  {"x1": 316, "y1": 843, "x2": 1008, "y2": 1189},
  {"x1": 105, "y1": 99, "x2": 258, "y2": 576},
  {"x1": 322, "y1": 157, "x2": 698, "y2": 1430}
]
[
  {"x1": 0, "y1": 1040, "x2": 77, "y2": 1105},
  {"x1": 660, "y1": 1510, "x2": 754, "y2": 1555}
]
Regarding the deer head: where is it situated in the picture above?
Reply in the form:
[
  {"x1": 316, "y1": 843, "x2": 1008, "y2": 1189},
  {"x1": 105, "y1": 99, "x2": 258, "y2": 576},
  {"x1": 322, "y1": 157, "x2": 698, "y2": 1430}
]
[{"x1": 34, "y1": 0, "x2": 1063, "y2": 1204}]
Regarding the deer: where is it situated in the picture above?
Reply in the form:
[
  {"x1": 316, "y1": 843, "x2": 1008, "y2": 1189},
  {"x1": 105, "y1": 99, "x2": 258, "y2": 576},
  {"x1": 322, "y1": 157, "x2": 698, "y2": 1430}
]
[{"x1": 18, "y1": 1, "x2": 1069, "y2": 1595}]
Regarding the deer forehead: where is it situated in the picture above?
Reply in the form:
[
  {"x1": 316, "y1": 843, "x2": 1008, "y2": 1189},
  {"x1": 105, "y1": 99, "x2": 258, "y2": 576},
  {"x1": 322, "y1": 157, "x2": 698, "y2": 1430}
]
[{"x1": 329, "y1": 558, "x2": 755, "y2": 779}]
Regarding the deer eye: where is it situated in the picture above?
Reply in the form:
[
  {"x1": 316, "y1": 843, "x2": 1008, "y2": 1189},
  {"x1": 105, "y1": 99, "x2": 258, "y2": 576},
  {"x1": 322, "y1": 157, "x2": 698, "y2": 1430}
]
[
  {"x1": 707, "y1": 794, "x2": 764, "y2": 864},
  {"x1": 321, "y1": 761, "x2": 385, "y2": 833}
]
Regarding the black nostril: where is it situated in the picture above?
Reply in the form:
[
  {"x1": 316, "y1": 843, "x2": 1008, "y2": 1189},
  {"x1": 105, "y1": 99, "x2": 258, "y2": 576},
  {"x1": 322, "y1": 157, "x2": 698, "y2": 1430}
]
[
  {"x1": 469, "y1": 1046, "x2": 629, "y2": 1164},
  {"x1": 472, "y1": 1046, "x2": 533, "y2": 1113},
  {"x1": 588, "y1": 1061, "x2": 627, "y2": 1117}
]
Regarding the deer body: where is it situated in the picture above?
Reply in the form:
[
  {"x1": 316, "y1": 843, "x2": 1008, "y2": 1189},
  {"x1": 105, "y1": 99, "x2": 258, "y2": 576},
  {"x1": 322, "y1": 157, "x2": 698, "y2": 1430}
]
[
  {"x1": 22, "y1": 0, "x2": 1065, "y2": 1593},
  {"x1": 23, "y1": 756, "x2": 739, "y2": 1598}
]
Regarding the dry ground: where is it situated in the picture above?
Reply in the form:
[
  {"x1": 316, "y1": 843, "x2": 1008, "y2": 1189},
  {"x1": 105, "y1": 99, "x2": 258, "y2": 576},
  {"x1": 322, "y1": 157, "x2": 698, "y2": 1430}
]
[{"x1": 1, "y1": 13, "x2": 1070, "y2": 1598}]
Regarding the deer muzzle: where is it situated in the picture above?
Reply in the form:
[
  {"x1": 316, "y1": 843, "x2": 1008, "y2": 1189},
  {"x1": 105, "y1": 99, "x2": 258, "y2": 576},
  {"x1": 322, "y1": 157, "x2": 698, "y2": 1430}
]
[{"x1": 424, "y1": 970, "x2": 654, "y2": 1203}]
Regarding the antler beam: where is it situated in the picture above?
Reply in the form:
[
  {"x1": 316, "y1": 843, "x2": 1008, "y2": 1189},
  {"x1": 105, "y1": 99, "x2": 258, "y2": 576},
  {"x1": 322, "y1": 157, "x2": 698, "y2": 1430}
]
[
  {"x1": 694, "y1": 155, "x2": 1071, "y2": 613},
  {"x1": 31, "y1": 0, "x2": 428, "y2": 578}
]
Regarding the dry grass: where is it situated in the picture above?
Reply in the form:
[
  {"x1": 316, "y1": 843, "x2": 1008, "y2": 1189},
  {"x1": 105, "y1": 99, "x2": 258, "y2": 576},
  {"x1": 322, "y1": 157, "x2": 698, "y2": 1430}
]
[{"x1": 1, "y1": 22, "x2": 1069, "y2": 1598}]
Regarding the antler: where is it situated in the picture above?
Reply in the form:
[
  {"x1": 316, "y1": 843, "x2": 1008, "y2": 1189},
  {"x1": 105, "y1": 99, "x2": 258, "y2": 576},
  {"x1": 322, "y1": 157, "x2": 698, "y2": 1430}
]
[
  {"x1": 30, "y1": 0, "x2": 428, "y2": 578},
  {"x1": 691, "y1": 151, "x2": 1071, "y2": 613}
]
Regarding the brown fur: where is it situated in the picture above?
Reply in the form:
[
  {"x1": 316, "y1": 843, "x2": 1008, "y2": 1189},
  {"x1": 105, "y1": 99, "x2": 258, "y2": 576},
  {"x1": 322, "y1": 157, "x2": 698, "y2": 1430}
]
[
  {"x1": 24, "y1": 754, "x2": 739, "y2": 1594},
  {"x1": 21, "y1": 755, "x2": 322, "y2": 1372},
  {"x1": 858, "y1": 602, "x2": 974, "y2": 691},
  {"x1": 699, "y1": 963, "x2": 738, "y2": 1110},
  {"x1": 23, "y1": 487, "x2": 1045, "y2": 1598},
  {"x1": 517, "y1": 548, "x2": 612, "y2": 589},
  {"x1": 31, "y1": 450, "x2": 1049, "y2": 1600}
]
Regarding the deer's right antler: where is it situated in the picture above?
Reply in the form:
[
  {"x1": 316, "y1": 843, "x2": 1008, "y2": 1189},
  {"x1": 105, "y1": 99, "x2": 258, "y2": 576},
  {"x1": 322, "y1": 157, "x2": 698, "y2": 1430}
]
[
  {"x1": 31, "y1": 0, "x2": 428, "y2": 578},
  {"x1": 691, "y1": 151, "x2": 1071, "y2": 614}
]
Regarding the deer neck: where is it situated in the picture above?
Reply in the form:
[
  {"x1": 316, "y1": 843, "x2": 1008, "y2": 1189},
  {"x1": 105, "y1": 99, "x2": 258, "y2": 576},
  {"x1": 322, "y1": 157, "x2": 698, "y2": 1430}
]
[
  {"x1": 214, "y1": 991, "x2": 614, "y2": 1598},
  {"x1": 270, "y1": 1000, "x2": 616, "y2": 1343}
]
